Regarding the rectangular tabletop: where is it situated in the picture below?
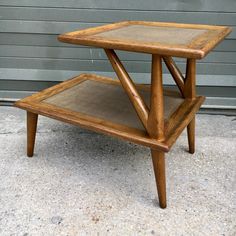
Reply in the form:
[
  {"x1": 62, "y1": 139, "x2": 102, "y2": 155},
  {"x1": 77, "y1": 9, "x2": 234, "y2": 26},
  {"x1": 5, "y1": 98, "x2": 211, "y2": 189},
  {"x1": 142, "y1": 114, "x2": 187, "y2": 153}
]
[
  {"x1": 14, "y1": 73, "x2": 204, "y2": 151},
  {"x1": 58, "y1": 21, "x2": 231, "y2": 59}
]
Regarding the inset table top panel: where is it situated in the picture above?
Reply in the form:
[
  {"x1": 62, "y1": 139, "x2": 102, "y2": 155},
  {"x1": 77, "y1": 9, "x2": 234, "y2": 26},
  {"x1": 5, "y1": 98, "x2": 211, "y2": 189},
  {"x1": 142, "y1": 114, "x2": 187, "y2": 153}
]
[
  {"x1": 95, "y1": 25, "x2": 207, "y2": 45},
  {"x1": 43, "y1": 79, "x2": 183, "y2": 130},
  {"x1": 58, "y1": 21, "x2": 232, "y2": 59}
]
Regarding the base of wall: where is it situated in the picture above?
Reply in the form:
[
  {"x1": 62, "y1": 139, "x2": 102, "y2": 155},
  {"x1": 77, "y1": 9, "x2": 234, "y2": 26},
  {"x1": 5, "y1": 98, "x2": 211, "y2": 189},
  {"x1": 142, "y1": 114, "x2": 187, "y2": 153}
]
[{"x1": 1, "y1": 92, "x2": 236, "y2": 115}]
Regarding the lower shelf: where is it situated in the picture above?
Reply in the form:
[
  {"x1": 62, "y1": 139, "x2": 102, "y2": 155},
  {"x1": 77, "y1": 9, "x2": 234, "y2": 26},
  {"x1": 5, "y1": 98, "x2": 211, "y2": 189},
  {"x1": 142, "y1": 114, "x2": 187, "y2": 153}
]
[{"x1": 15, "y1": 73, "x2": 205, "y2": 152}]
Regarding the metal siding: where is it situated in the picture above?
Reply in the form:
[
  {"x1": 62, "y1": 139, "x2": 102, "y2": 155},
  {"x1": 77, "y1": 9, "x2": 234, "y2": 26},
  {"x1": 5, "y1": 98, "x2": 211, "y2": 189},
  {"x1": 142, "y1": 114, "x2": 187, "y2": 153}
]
[
  {"x1": 0, "y1": 1, "x2": 235, "y2": 111},
  {"x1": 1, "y1": 0, "x2": 236, "y2": 12}
]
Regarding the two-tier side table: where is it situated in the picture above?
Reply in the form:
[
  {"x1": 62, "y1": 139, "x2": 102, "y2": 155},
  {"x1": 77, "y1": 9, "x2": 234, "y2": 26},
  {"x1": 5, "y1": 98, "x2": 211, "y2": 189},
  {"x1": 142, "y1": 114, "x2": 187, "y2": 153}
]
[{"x1": 15, "y1": 21, "x2": 231, "y2": 208}]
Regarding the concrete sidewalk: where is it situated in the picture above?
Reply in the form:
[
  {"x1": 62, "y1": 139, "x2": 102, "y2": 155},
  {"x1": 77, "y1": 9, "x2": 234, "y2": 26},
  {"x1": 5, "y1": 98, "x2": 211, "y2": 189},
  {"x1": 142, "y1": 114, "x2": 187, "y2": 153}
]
[{"x1": 0, "y1": 106, "x2": 235, "y2": 235}]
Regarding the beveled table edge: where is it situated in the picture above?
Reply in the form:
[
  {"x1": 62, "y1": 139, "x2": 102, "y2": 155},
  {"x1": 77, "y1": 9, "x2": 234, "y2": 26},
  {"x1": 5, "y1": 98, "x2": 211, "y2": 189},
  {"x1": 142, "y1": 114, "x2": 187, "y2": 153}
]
[{"x1": 58, "y1": 21, "x2": 232, "y2": 59}]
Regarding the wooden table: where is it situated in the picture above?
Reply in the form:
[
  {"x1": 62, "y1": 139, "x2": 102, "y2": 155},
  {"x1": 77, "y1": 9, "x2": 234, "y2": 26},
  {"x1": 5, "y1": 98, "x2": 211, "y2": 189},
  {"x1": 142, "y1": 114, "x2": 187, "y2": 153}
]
[{"x1": 15, "y1": 21, "x2": 231, "y2": 208}]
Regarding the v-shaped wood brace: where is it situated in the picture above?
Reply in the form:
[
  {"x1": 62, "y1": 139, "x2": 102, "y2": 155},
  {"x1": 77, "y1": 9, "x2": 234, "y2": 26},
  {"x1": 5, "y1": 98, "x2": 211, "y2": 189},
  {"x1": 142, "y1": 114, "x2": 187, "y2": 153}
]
[
  {"x1": 105, "y1": 49, "x2": 165, "y2": 141},
  {"x1": 104, "y1": 49, "x2": 149, "y2": 131},
  {"x1": 163, "y1": 56, "x2": 196, "y2": 100}
]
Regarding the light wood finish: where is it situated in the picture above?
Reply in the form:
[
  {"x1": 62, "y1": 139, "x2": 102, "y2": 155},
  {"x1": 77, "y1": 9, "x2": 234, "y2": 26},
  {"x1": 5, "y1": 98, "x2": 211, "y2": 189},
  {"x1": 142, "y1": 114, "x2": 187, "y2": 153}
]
[
  {"x1": 184, "y1": 59, "x2": 196, "y2": 98},
  {"x1": 147, "y1": 55, "x2": 164, "y2": 140},
  {"x1": 164, "y1": 96, "x2": 205, "y2": 149},
  {"x1": 15, "y1": 73, "x2": 203, "y2": 153},
  {"x1": 27, "y1": 111, "x2": 38, "y2": 157},
  {"x1": 43, "y1": 80, "x2": 183, "y2": 130},
  {"x1": 15, "y1": 21, "x2": 230, "y2": 208},
  {"x1": 151, "y1": 150, "x2": 166, "y2": 209},
  {"x1": 58, "y1": 21, "x2": 232, "y2": 58},
  {"x1": 104, "y1": 49, "x2": 149, "y2": 130},
  {"x1": 163, "y1": 56, "x2": 197, "y2": 153},
  {"x1": 187, "y1": 117, "x2": 195, "y2": 154},
  {"x1": 163, "y1": 56, "x2": 185, "y2": 97},
  {"x1": 147, "y1": 55, "x2": 166, "y2": 208},
  {"x1": 184, "y1": 59, "x2": 196, "y2": 153}
]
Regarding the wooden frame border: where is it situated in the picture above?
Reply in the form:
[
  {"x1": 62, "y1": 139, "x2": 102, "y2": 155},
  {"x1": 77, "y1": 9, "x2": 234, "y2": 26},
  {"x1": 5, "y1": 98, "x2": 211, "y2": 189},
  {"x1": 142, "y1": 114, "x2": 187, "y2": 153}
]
[
  {"x1": 15, "y1": 73, "x2": 204, "y2": 152},
  {"x1": 58, "y1": 21, "x2": 232, "y2": 59}
]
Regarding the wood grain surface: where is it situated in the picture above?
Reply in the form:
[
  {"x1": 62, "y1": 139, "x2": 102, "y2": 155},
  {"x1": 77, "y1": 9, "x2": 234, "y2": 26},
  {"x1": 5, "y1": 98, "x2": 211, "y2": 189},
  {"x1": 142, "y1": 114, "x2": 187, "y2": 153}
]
[
  {"x1": 15, "y1": 73, "x2": 204, "y2": 152},
  {"x1": 58, "y1": 21, "x2": 232, "y2": 58}
]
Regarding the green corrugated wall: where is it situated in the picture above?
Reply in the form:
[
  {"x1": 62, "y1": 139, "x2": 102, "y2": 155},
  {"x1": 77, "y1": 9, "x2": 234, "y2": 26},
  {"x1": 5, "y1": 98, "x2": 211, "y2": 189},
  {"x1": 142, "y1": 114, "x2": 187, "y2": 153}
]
[{"x1": 0, "y1": 0, "x2": 235, "y2": 111}]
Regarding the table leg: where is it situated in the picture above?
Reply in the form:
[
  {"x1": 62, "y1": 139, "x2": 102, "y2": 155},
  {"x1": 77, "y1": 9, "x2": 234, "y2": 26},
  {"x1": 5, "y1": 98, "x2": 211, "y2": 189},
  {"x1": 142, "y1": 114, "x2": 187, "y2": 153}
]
[
  {"x1": 151, "y1": 149, "x2": 166, "y2": 208},
  {"x1": 187, "y1": 117, "x2": 195, "y2": 154},
  {"x1": 149, "y1": 55, "x2": 166, "y2": 208},
  {"x1": 27, "y1": 111, "x2": 38, "y2": 157},
  {"x1": 184, "y1": 59, "x2": 196, "y2": 154}
]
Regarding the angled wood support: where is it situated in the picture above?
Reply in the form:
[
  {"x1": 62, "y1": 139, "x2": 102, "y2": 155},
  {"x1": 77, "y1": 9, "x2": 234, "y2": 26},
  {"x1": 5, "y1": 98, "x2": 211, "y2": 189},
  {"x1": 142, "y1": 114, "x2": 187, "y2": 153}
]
[
  {"x1": 184, "y1": 58, "x2": 196, "y2": 154},
  {"x1": 104, "y1": 49, "x2": 149, "y2": 130},
  {"x1": 163, "y1": 56, "x2": 185, "y2": 97}
]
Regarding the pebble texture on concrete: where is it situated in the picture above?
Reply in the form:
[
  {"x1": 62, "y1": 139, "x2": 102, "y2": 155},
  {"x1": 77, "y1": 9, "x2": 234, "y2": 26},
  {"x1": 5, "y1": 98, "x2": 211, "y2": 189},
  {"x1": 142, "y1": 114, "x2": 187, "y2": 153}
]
[{"x1": 0, "y1": 107, "x2": 235, "y2": 235}]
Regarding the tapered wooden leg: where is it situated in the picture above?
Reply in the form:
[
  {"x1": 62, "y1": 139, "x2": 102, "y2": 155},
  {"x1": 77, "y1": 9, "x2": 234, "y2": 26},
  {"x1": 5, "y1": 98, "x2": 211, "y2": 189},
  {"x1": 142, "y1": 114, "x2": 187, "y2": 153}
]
[
  {"x1": 187, "y1": 116, "x2": 195, "y2": 154},
  {"x1": 27, "y1": 111, "x2": 38, "y2": 157},
  {"x1": 148, "y1": 55, "x2": 166, "y2": 208},
  {"x1": 151, "y1": 149, "x2": 166, "y2": 209},
  {"x1": 184, "y1": 59, "x2": 196, "y2": 154}
]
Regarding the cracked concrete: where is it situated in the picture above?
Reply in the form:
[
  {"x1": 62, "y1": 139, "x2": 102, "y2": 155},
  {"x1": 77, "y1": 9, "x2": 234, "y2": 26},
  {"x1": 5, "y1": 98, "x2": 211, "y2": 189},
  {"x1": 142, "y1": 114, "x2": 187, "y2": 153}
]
[{"x1": 0, "y1": 106, "x2": 235, "y2": 235}]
